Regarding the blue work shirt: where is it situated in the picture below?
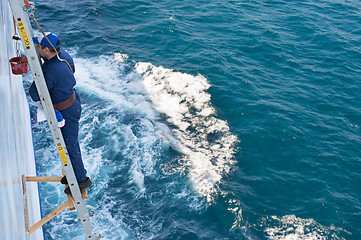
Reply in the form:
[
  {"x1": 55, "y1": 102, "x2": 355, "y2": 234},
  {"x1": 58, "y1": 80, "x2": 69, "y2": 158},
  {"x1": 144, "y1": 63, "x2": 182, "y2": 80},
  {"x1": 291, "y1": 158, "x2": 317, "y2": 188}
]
[{"x1": 29, "y1": 50, "x2": 76, "y2": 104}]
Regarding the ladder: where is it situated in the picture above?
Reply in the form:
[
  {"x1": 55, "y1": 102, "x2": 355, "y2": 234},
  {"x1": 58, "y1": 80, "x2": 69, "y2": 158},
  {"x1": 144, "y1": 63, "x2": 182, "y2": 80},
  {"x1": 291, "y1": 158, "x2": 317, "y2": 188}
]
[{"x1": 8, "y1": 0, "x2": 100, "y2": 239}]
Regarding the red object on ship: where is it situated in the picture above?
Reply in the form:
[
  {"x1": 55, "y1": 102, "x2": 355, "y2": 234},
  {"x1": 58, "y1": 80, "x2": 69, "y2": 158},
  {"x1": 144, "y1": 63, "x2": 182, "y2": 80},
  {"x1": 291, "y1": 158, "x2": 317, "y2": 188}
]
[{"x1": 9, "y1": 55, "x2": 28, "y2": 75}]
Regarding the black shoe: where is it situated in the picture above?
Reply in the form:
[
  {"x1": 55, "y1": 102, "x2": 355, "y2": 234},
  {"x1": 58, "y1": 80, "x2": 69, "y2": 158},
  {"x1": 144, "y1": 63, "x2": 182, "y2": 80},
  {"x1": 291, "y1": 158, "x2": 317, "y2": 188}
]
[
  {"x1": 61, "y1": 176, "x2": 67, "y2": 184},
  {"x1": 61, "y1": 169, "x2": 87, "y2": 184},
  {"x1": 64, "y1": 177, "x2": 92, "y2": 195}
]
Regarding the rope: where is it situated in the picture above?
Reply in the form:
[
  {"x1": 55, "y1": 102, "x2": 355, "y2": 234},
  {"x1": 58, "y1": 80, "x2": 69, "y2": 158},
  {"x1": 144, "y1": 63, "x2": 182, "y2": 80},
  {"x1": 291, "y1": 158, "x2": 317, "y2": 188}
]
[
  {"x1": 26, "y1": 3, "x2": 74, "y2": 74},
  {"x1": 13, "y1": 16, "x2": 17, "y2": 35},
  {"x1": 13, "y1": 17, "x2": 20, "y2": 57}
]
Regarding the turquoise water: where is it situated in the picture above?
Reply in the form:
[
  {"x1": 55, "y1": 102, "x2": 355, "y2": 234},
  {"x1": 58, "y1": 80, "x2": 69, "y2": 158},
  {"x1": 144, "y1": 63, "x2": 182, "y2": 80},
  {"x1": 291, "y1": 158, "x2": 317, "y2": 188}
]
[{"x1": 27, "y1": 0, "x2": 361, "y2": 239}]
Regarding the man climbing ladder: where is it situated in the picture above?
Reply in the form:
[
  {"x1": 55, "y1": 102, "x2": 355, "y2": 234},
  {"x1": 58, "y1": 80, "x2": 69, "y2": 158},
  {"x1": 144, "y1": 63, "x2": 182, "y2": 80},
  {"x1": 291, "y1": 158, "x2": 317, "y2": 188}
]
[
  {"x1": 8, "y1": 0, "x2": 100, "y2": 238},
  {"x1": 29, "y1": 32, "x2": 92, "y2": 194}
]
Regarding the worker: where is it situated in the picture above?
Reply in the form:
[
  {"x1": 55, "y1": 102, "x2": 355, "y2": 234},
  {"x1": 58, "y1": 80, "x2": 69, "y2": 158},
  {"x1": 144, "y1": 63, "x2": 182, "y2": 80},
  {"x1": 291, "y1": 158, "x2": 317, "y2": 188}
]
[{"x1": 29, "y1": 32, "x2": 91, "y2": 194}]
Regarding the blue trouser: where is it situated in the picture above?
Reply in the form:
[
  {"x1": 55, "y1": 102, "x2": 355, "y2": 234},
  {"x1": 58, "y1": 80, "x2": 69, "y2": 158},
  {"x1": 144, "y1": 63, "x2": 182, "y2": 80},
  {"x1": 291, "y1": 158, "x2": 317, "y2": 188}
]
[{"x1": 60, "y1": 92, "x2": 86, "y2": 182}]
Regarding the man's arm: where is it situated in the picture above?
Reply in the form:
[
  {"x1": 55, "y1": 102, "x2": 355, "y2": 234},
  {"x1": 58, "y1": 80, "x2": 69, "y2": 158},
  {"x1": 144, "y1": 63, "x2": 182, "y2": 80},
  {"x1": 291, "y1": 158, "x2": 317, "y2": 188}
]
[
  {"x1": 29, "y1": 81, "x2": 40, "y2": 101},
  {"x1": 29, "y1": 67, "x2": 55, "y2": 102}
]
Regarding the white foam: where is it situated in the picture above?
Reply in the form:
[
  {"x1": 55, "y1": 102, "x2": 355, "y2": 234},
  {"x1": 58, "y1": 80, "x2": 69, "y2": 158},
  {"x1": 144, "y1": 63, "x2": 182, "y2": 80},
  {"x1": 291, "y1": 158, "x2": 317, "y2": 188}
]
[
  {"x1": 75, "y1": 54, "x2": 238, "y2": 202},
  {"x1": 263, "y1": 215, "x2": 349, "y2": 240},
  {"x1": 135, "y1": 62, "x2": 238, "y2": 202},
  {"x1": 113, "y1": 53, "x2": 129, "y2": 63},
  {"x1": 74, "y1": 55, "x2": 162, "y2": 195},
  {"x1": 227, "y1": 198, "x2": 244, "y2": 231}
]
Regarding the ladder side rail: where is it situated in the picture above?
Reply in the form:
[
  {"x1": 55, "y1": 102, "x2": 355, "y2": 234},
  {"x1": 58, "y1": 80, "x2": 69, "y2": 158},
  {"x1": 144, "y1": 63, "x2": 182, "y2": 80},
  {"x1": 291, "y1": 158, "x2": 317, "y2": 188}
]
[{"x1": 8, "y1": 0, "x2": 97, "y2": 239}]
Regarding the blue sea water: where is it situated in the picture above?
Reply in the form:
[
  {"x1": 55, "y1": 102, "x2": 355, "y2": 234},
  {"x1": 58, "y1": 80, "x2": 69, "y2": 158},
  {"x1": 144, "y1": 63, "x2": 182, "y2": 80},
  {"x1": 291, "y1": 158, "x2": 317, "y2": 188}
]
[{"x1": 24, "y1": 0, "x2": 361, "y2": 239}]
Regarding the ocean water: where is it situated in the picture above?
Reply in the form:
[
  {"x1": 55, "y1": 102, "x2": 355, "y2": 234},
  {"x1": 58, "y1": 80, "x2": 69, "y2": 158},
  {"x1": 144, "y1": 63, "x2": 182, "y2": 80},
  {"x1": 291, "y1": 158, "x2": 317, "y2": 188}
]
[{"x1": 24, "y1": 0, "x2": 361, "y2": 239}]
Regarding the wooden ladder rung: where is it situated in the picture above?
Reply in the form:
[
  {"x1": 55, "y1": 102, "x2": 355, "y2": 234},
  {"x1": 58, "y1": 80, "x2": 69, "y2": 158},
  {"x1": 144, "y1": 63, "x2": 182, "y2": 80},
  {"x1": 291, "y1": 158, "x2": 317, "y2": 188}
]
[
  {"x1": 28, "y1": 200, "x2": 72, "y2": 235},
  {"x1": 26, "y1": 176, "x2": 63, "y2": 182}
]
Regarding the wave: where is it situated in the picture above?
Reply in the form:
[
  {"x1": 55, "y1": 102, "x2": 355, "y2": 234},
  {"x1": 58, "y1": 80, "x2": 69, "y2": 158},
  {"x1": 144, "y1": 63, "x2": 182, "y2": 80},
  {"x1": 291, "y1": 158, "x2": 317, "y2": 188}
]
[
  {"x1": 262, "y1": 215, "x2": 350, "y2": 240},
  {"x1": 133, "y1": 58, "x2": 239, "y2": 202}
]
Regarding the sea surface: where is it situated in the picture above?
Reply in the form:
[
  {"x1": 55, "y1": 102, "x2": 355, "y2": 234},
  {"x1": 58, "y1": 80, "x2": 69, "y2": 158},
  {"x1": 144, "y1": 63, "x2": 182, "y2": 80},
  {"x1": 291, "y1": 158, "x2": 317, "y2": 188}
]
[{"x1": 24, "y1": 0, "x2": 361, "y2": 239}]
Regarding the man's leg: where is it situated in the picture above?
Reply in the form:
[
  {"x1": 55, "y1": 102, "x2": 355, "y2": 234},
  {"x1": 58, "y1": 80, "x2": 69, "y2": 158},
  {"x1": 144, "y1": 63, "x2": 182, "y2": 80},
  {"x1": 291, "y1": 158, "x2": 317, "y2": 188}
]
[{"x1": 60, "y1": 100, "x2": 87, "y2": 182}]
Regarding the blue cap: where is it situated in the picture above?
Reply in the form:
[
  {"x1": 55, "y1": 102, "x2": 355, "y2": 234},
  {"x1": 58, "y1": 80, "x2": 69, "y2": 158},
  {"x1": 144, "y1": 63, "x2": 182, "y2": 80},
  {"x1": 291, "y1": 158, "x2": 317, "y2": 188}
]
[{"x1": 32, "y1": 32, "x2": 60, "y2": 48}]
